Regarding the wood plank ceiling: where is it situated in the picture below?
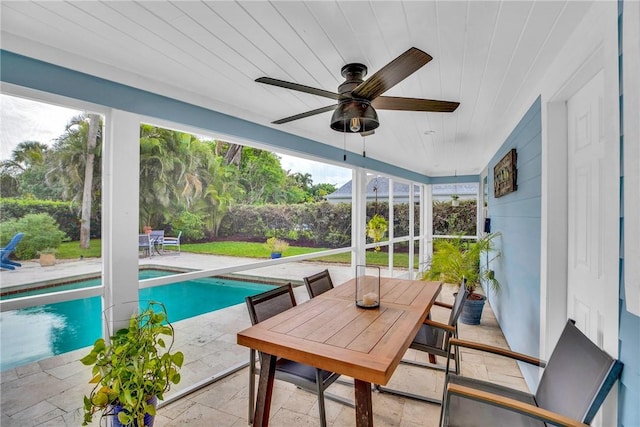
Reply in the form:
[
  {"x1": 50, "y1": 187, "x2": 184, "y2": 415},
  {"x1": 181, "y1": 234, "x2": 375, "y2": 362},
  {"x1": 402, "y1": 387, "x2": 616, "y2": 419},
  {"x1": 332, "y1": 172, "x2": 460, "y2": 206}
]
[{"x1": 0, "y1": 1, "x2": 593, "y2": 177}]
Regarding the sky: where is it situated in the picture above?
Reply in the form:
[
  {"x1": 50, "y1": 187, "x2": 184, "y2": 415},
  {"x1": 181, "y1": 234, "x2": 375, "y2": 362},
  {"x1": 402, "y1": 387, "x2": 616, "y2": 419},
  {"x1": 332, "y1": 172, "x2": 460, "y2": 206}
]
[{"x1": 0, "y1": 94, "x2": 352, "y2": 187}]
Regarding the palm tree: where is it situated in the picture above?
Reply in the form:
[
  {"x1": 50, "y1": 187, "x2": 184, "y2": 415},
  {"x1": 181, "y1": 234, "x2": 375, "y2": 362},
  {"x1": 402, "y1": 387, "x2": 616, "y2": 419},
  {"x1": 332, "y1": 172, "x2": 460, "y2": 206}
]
[
  {"x1": 79, "y1": 114, "x2": 100, "y2": 249},
  {"x1": 200, "y1": 155, "x2": 243, "y2": 237},
  {"x1": 6, "y1": 140, "x2": 49, "y2": 170},
  {"x1": 48, "y1": 114, "x2": 102, "y2": 245},
  {"x1": 0, "y1": 141, "x2": 50, "y2": 197},
  {"x1": 139, "y1": 125, "x2": 178, "y2": 227}
]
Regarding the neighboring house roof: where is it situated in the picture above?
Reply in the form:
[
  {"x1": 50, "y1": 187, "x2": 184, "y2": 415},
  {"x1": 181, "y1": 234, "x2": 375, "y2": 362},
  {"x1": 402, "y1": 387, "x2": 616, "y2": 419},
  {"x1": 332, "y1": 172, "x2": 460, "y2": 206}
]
[{"x1": 325, "y1": 177, "x2": 478, "y2": 202}]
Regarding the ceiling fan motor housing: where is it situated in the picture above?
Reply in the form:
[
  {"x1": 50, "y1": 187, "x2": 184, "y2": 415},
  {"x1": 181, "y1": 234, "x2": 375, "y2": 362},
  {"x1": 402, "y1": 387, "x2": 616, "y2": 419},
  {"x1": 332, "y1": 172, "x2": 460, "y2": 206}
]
[{"x1": 330, "y1": 63, "x2": 379, "y2": 133}]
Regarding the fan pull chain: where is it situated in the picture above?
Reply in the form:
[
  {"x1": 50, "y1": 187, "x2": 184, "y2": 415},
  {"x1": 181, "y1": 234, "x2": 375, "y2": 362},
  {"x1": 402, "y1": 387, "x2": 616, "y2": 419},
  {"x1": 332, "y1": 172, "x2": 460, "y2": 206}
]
[{"x1": 362, "y1": 123, "x2": 367, "y2": 158}]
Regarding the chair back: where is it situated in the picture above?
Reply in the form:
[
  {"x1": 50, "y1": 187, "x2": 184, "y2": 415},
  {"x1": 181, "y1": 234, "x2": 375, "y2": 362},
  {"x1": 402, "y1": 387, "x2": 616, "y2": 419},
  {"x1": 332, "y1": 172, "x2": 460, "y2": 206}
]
[
  {"x1": 138, "y1": 234, "x2": 151, "y2": 255},
  {"x1": 149, "y1": 229, "x2": 164, "y2": 243},
  {"x1": 535, "y1": 319, "x2": 623, "y2": 424},
  {"x1": 448, "y1": 280, "x2": 469, "y2": 326},
  {"x1": 245, "y1": 284, "x2": 297, "y2": 325},
  {"x1": 1, "y1": 233, "x2": 24, "y2": 253},
  {"x1": 303, "y1": 269, "x2": 334, "y2": 298}
]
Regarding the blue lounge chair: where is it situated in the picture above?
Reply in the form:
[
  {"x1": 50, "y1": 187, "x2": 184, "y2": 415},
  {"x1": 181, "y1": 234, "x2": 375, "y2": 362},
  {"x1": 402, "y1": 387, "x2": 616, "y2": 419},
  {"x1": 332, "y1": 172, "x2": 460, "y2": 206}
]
[{"x1": 1, "y1": 233, "x2": 25, "y2": 270}]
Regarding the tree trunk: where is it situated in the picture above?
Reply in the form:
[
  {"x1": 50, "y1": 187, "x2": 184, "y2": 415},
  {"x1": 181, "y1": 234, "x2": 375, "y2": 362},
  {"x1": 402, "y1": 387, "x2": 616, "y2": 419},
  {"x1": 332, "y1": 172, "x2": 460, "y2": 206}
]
[
  {"x1": 80, "y1": 114, "x2": 100, "y2": 249},
  {"x1": 223, "y1": 143, "x2": 243, "y2": 166}
]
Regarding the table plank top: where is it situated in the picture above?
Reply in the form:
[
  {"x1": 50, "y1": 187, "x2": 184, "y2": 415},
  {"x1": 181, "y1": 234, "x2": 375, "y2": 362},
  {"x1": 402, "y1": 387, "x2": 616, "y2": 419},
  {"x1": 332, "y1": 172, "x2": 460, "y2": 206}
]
[{"x1": 237, "y1": 277, "x2": 441, "y2": 385}]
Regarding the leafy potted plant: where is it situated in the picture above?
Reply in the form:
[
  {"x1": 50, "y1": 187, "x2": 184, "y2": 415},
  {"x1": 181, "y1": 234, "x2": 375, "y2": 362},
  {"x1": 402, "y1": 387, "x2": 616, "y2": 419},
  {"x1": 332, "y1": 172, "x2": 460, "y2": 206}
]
[
  {"x1": 38, "y1": 247, "x2": 57, "y2": 267},
  {"x1": 264, "y1": 237, "x2": 289, "y2": 259},
  {"x1": 451, "y1": 194, "x2": 460, "y2": 207},
  {"x1": 80, "y1": 302, "x2": 184, "y2": 427},
  {"x1": 425, "y1": 232, "x2": 502, "y2": 324},
  {"x1": 366, "y1": 214, "x2": 388, "y2": 252}
]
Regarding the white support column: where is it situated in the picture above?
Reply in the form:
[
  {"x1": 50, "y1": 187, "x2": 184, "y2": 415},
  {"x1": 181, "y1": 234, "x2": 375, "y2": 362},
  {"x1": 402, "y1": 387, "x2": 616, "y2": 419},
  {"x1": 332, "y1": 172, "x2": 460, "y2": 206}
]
[
  {"x1": 419, "y1": 185, "x2": 426, "y2": 273},
  {"x1": 424, "y1": 185, "x2": 434, "y2": 263},
  {"x1": 408, "y1": 183, "x2": 415, "y2": 279},
  {"x1": 351, "y1": 168, "x2": 367, "y2": 268},
  {"x1": 102, "y1": 109, "x2": 141, "y2": 336},
  {"x1": 388, "y1": 178, "x2": 394, "y2": 276},
  {"x1": 477, "y1": 178, "x2": 485, "y2": 237}
]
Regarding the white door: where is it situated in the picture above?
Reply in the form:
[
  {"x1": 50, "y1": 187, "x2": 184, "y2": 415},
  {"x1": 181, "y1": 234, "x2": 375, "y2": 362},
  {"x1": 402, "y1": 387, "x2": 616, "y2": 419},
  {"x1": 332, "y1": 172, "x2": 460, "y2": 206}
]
[{"x1": 567, "y1": 69, "x2": 619, "y2": 425}]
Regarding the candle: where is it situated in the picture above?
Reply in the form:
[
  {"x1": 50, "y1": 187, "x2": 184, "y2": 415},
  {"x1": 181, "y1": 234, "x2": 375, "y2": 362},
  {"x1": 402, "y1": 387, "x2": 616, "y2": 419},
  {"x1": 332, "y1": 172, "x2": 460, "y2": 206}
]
[{"x1": 362, "y1": 292, "x2": 378, "y2": 306}]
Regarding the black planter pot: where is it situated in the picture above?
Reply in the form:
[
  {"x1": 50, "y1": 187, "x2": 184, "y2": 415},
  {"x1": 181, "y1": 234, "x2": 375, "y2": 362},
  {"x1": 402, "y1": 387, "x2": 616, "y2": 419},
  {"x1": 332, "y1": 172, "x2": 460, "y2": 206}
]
[{"x1": 460, "y1": 294, "x2": 486, "y2": 325}]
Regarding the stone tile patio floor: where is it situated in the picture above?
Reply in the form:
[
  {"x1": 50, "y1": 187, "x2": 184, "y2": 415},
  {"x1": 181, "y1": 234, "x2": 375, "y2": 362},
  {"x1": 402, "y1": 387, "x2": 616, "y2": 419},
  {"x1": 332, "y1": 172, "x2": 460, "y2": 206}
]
[{"x1": 0, "y1": 253, "x2": 528, "y2": 426}]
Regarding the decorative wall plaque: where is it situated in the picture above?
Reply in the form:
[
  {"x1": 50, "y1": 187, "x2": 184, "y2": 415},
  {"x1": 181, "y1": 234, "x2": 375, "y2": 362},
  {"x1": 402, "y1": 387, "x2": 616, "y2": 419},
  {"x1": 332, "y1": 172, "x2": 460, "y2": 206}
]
[{"x1": 494, "y1": 149, "x2": 517, "y2": 198}]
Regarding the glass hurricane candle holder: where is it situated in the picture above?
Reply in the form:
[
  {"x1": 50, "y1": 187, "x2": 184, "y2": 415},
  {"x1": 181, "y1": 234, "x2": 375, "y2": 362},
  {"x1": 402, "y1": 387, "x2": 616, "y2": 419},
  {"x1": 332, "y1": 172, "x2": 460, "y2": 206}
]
[{"x1": 355, "y1": 265, "x2": 380, "y2": 308}]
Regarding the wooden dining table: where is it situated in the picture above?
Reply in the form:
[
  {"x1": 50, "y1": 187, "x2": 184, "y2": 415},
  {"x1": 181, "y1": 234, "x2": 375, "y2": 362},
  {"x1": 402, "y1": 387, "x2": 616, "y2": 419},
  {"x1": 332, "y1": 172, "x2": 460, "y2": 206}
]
[{"x1": 237, "y1": 276, "x2": 442, "y2": 427}]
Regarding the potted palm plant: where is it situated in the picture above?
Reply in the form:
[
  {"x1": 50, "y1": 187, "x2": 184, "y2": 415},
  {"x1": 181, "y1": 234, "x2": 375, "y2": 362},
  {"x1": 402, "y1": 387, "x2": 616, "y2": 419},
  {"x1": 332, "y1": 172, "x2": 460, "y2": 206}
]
[
  {"x1": 425, "y1": 232, "x2": 502, "y2": 324},
  {"x1": 80, "y1": 301, "x2": 184, "y2": 427}
]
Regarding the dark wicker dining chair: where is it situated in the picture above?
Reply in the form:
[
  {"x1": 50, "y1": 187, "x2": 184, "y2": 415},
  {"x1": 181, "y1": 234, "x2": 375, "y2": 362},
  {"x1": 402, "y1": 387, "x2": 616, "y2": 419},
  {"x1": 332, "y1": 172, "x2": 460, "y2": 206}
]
[
  {"x1": 245, "y1": 284, "x2": 351, "y2": 426},
  {"x1": 303, "y1": 269, "x2": 335, "y2": 299}
]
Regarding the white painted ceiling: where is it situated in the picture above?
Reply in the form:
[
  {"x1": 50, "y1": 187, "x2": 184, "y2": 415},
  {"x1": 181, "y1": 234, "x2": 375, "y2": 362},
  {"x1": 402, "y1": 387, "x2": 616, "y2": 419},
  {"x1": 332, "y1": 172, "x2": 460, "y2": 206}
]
[{"x1": 0, "y1": 1, "x2": 594, "y2": 178}]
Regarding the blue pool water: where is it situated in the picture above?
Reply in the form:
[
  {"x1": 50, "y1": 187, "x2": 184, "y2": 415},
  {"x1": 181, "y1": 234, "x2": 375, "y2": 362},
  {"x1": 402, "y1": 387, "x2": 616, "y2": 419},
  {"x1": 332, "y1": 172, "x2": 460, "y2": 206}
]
[{"x1": 0, "y1": 270, "x2": 276, "y2": 371}]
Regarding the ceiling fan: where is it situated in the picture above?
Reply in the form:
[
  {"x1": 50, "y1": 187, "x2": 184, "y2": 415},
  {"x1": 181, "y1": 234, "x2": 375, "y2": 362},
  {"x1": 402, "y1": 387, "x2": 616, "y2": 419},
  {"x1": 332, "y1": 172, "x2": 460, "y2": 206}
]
[{"x1": 256, "y1": 47, "x2": 459, "y2": 136}]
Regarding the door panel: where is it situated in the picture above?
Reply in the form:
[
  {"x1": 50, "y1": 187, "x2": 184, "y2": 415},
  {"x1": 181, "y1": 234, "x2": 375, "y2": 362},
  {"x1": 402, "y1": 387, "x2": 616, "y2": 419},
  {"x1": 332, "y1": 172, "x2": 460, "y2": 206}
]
[{"x1": 567, "y1": 69, "x2": 619, "y2": 426}]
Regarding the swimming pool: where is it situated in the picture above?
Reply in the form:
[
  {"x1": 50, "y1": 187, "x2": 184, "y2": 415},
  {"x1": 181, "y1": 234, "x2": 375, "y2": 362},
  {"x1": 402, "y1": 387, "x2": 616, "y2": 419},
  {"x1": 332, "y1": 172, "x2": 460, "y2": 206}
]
[{"x1": 0, "y1": 270, "x2": 277, "y2": 371}]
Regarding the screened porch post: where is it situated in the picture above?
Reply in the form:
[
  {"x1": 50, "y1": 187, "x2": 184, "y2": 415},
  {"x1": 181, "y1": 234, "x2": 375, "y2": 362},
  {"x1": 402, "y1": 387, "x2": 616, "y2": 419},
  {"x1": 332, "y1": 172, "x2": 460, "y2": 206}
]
[
  {"x1": 352, "y1": 168, "x2": 367, "y2": 267},
  {"x1": 408, "y1": 183, "x2": 415, "y2": 279},
  {"x1": 102, "y1": 109, "x2": 141, "y2": 337},
  {"x1": 388, "y1": 178, "x2": 395, "y2": 276},
  {"x1": 424, "y1": 184, "x2": 434, "y2": 266}
]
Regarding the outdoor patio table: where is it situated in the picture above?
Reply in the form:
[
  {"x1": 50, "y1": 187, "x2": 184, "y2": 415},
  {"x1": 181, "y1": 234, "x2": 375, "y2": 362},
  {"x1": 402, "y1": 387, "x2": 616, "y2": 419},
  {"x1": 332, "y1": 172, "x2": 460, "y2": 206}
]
[{"x1": 237, "y1": 276, "x2": 442, "y2": 427}]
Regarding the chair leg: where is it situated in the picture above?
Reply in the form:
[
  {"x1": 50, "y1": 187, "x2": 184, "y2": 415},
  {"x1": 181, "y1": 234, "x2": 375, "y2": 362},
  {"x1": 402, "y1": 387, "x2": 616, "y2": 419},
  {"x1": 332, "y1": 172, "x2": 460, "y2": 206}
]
[
  {"x1": 249, "y1": 349, "x2": 256, "y2": 425},
  {"x1": 1, "y1": 263, "x2": 15, "y2": 270},
  {"x1": 315, "y1": 369, "x2": 328, "y2": 427}
]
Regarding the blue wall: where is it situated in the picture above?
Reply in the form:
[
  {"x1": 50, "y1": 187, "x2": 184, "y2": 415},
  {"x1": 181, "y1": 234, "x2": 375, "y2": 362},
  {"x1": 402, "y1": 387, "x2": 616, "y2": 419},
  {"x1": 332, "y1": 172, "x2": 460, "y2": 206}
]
[
  {"x1": 618, "y1": 2, "x2": 640, "y2": 425},
  {"x1": 485, "y1": 97, "x2": 542, "y2": 387}
]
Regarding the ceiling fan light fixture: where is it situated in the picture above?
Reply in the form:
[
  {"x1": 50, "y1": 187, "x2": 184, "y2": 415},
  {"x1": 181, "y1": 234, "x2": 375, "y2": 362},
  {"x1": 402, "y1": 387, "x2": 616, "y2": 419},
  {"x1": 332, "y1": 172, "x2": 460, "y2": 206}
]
[{"x1": 330, "y1": 100, "x2": 379, "y2": 133}]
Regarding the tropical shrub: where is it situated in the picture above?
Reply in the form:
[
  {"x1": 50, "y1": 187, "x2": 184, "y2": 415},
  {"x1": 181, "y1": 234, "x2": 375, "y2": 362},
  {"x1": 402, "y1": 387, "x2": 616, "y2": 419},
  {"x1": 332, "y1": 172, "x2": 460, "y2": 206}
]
[
  {"x1": 0, "y1": 213, "x2": 68, "y2": 259},
  {"x1": 170, "y1": 211, "x2": 205, "y2": 241}
]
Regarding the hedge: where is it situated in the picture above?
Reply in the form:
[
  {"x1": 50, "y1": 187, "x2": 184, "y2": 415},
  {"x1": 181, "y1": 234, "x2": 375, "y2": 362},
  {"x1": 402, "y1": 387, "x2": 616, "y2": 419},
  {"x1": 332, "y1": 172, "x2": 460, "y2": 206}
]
[
  {"x1": 0, "y1": 198, "x2": 101, "y2": 241},
  {"x1": 0, "y1": 197, "x2": 475, "y2": 248},
  {"x1": 217, "y1": 200, "x2": 476, "y2": 247}
]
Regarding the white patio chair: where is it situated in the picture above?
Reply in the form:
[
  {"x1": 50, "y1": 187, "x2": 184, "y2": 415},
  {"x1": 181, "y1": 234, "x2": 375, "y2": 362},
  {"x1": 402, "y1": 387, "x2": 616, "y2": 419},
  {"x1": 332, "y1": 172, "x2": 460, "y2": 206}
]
[{"x1": 162, "y1": 231, "x2": 181, "y2": 253}]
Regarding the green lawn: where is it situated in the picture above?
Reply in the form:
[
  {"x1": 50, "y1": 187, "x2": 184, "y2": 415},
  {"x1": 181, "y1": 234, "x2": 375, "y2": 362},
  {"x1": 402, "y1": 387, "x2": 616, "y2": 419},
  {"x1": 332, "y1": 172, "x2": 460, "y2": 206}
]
[
  {"x1": 58, "y1": 239, "x2": 102, "y2": 258},
  {"x1": 57, "y1": 239, "x2": 417, "y2": 268}
]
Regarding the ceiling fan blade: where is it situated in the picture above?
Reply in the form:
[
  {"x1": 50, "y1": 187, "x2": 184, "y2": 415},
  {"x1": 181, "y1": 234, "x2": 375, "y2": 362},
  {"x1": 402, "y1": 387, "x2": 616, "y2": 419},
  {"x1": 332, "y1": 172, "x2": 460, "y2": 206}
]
[
  {"x1": 256, "y1": 77, "x2": 339, "y2": 100},
  {"x1": 272, "y1": 104, "x2": 338, "y2": 125},
  {"x1": 372, "y1": 96, "x2": 459, "y2": 112},
  {"x1": 351, "y1": 47, "x2": 432, "y2": 100}
]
